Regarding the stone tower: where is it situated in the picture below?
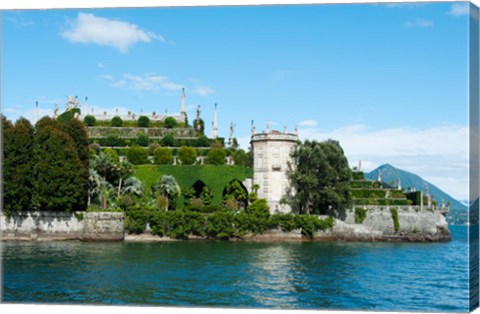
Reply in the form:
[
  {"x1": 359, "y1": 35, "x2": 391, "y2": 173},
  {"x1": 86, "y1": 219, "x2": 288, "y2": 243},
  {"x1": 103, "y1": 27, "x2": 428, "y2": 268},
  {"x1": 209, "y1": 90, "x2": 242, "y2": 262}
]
[{"x1": 251, "y1": 129, "x2": 298, "y2": 214}]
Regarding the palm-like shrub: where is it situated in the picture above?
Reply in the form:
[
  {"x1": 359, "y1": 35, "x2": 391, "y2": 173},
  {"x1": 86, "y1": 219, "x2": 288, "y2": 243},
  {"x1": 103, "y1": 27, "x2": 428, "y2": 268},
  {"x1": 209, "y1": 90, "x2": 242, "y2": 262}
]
[{"x1": 156, "y1": 175, "x2": 181, "y2": 210}]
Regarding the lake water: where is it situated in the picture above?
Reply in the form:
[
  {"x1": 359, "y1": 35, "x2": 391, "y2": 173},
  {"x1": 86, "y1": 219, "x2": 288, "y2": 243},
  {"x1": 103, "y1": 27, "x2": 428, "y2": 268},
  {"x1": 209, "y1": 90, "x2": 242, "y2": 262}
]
[{"x1": 1, "y1": 226, "x2": 471, "y2": 312}]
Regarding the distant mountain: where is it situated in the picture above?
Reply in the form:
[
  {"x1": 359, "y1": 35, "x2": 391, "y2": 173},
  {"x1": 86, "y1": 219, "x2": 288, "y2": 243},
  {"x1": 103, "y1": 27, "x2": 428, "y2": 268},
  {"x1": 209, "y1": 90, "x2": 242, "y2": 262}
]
[{"x1": 365, "y1": 164, "x2": 468, "y2": 225}]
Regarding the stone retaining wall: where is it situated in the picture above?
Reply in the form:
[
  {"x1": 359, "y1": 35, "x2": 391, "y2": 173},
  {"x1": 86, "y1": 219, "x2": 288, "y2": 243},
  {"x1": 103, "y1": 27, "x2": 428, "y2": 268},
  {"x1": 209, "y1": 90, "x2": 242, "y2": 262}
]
[{"x1": 0, "y1": 211, "x2": 125, "y2": 241}]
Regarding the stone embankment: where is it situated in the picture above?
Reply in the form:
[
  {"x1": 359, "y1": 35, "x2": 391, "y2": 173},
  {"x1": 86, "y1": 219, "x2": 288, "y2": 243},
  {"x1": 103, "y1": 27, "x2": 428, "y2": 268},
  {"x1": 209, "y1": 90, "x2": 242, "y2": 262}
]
[
  {"x1": 0, "y1": 211, "x2": 124, "y2": 241},
  {"x1": 0, "y1": 206, "x2": 450, "y2": 242}
]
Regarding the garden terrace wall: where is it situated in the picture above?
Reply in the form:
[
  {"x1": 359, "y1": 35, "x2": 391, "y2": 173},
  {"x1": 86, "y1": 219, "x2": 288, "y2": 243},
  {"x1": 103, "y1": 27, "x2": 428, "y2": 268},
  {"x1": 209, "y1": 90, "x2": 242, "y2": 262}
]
[
  {"x1": 0, "y1": 211, "x2": 125, "y2": 241},
  {"x1": 86, "y1": 127, "x2": 196, "y2": 138}
]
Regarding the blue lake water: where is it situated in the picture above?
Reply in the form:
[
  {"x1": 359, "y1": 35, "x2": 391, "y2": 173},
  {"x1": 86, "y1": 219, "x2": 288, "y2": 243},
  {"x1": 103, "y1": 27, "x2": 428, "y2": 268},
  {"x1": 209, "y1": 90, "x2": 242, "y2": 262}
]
[{"x1": 1, "y1": 226, "x2": 470, "y2": 312}]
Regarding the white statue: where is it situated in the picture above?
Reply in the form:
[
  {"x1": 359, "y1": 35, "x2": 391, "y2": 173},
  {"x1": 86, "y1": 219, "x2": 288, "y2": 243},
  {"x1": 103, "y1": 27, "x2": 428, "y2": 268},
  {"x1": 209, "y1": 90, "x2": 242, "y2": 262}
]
[{"x1": 66, "y1": 96, "x2": 79, "y2": 109}]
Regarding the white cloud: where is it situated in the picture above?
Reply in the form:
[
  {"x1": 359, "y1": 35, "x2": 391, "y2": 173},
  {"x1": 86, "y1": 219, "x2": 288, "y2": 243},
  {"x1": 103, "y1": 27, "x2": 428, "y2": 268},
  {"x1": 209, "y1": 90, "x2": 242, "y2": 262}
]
[
  {"x1": 447, "y1": 3, "x2": 469, "y2": 17},
  {"x1": 297, "y1": 123, "x2": 469, "y2": 200},
  {"x1": 121, "y1": 73, "x2": 183, "y2": 93},
  {"x1": 7, "y1": 16, "x2": 34, "y2": 27},
  {"x1": 404, "y1": 18, "x2": 433, "y2": 28},
  {"x1": 61, "y1": 13, "x2": 165, "y2": 53},
  {"x1": 192, "y1": 85, "x2": 214, "y2": 96},
  {"x1": 298, "y1": 119, "x2": 318, "y2": 128}
]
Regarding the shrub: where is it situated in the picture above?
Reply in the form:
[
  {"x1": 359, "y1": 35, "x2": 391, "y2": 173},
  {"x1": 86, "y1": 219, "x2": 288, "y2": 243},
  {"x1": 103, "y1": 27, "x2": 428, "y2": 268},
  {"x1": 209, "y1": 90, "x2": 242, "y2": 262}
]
[
  {"x1": 126, "y1": 146, "x2": 149, "y2": 165},
  {"x1": 246, "y1": 198, "x2": 270, "y2": 218},
  {"x1": 207, "y1": 148, "x2": 227, "y2": 165},
  {"x1": 138, "y1": 115, "x2": 150, "y2": 127},
  {"x1": 189, "y1": 198, "x2": 204, "y2": 211},
  {"x1": 354, "y1": 207, "x2": 367, "y2": 224},
  {"x1": 103, "y1": 148, "x2": 119, "y2": 163},
  {"x1": 148, "y1": 143, "x2": 160, "y2": 155},
  {"x1": 196, "y1": 135, "x2": 210, "y2": 147},
  {"x1": 84, "y1": 115, "x2": 96, "y2": 126},
  {"x1": 178, "y1": 146, "x2": 197, "y2": 165},
  {"x1": 161, "y1": 133, "x2": 176, "y2": 147},
  {"x1": 164, "y1": 117, "x2": 177, "y2": 128},
  {"x1": 137, "y1": 133, "x2": 149, "y2": 147},
  {"x1": 352, "y1": 171, "x2": 365, "y2": 180},
  {"x1": 156, "y1": 195, "x2": 169, "y2": 211},
  {"x1": 390, "y1": 190, "x2": 406, "y2": 199},
  {"x1": 118, "y1": 194, "x2": 134, "y2": 210},
  {"x1": 390, "y1": 208, "x2": 400, "y2": 232},
  {"x1": 111, "y1": 116, "x2": 123, "y2": 127},
  {"x1": 153, "y1": 147, "x2": 173, "y2": 165},
  {"x1": 105, "y1": 135, "x2": 121, "y2": 147}
]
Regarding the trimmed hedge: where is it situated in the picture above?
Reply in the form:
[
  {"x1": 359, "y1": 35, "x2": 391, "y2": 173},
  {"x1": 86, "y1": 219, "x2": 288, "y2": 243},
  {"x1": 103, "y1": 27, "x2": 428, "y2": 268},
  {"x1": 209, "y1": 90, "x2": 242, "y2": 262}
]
[
  {"x1": 134, "y1": 165, "x2": 253, "y2": 206},
  {"x1": 127, "y1": 146, "x2": 150, "y2": 165},
  {"x1": 351, "y1": 189, "x2": 387, "y2": 199}
]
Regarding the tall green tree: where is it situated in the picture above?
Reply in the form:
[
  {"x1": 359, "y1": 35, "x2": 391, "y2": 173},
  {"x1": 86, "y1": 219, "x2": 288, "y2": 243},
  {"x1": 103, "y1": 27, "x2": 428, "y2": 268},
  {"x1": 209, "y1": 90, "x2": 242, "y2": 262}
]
[
  {"x1": 32, "y1": 120, "x2": 86, "y2": 212},
  {"x1": 62, "y1": 118, "x2": 90, "y2": 210},
  {"x1": 285, "y1": 139, "x2": 352, "y2": 218},
  {"x1": 3, "y1": 117, "x2": 35, "y2": 213}
]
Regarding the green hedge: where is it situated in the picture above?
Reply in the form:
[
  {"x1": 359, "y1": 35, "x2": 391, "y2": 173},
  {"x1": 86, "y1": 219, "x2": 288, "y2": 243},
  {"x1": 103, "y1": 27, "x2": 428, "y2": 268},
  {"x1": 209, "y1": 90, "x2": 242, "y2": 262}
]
[
  {"x1": 389, "y1": 190, "x2": 406, "y2": 199},
  {"x1": 351, "y1": 189, "x2": 387, "y2": 199},
  {"x1": 354, "y1": 207, "x2": 367, "y2": 224},
  {"x1": 390, "y1": 208, "x2": 400, "y2": 232},
  {"x1": 125, "y1": 209, "x2": 334, "y2": 240},
  {"x1": 134, "y1": 165, "x2": 253, "y2": 206}
]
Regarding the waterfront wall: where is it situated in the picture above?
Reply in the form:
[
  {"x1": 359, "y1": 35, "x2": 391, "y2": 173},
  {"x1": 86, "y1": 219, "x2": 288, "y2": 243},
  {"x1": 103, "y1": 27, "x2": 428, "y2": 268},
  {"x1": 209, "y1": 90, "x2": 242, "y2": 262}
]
[
  {"x1": 325, "y1": 206, "x2": 450, "y2": 241},
  {"x1": 0, "y1": 211, "x2": 125, "y2": 241}
]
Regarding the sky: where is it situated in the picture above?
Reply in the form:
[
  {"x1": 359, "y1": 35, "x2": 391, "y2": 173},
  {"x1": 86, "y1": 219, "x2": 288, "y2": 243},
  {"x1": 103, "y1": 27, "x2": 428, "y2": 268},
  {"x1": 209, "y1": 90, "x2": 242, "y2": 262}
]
[{"x1": 1, "y1": 1, "x2": 474, "y2": 200}]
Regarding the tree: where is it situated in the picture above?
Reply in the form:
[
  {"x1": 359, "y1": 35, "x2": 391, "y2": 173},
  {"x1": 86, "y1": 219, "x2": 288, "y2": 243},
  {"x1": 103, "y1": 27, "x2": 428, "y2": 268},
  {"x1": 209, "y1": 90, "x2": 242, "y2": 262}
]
[
  {"x1": 160, "y1": 133, "x2": 176, "y2": 147},
  {"x1": 126, "y1": 146, "x2": 149, "y2": 165},
  {"x1": 153, "y1": 147, "x2": 173, "y2": 164},
  {"x1": 3, "y1": 117, "x2": 35, "y2": 213},
  {"x1": 207, "y1": 148, "x2": 226, "y2": 165},
  {"x1": 136, "y1": 132, "x2": 149, "y2": 146},
  {"x1": 196, "y1": 135, "x2": 210, "y2": 147},
  {"x1": 111, "y1": 116, "x2": 123, "y2": 127},
  {"x1": 178, "y1": 146, "x2": 197, "y2": 165},
  {"x1": 32, "y1": 122, "x2": 86, "y2": 212},
  {"x1": 84, "y1": 115, "x2": 96, "y2": 126},
  {"x1": 232, "y1": 149, "x2": 248, "y2": 166},
  {"x1": 156, "y1": 175, "x2": 181, "y2": 210},
  {"x1": 113, "y1": 160, "x2": 134, "y2": 197},
  {"x1": 121, "y1": 176, "x2": 144, "y2": 197},
  {"x1": 138, "y1": 115, "x2": 150, "y2": 127},
  {"x1": 164, "y1": 117, "x2": 177, "y2": 128},
  {"x1": 285, "y1": 139, "x2": 352, "y2": 218},
  {"x1": 62, "y1": 118, "x2": 90, "y2": 210}
]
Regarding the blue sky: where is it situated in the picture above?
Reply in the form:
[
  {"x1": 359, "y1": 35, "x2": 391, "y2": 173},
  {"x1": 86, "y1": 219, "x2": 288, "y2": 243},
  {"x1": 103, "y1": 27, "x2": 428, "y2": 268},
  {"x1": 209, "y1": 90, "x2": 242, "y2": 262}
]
[{"x1": 1, "y1": 2, "x2": 474, "y2": 200}]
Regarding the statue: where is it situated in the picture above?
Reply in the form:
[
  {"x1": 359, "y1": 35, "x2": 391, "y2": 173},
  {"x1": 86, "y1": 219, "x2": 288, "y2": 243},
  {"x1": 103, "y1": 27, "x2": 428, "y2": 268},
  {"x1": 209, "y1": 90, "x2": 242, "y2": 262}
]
[
  {"x1": 53, "y1": 104, "x2": 59, "y2": 118},
  {"x1": 66, "y1": 96, "x2": 79, "y2": 110},
  {"x1": 251, "y1": 120, "x2": 256, "y2": 135},
  {"x1": 196, "y1": 105, "x2": 201, "y2": 120},
  {"x1": 377, "y1": 170, "x2": 382, "y2": 182},
  {"x1": 229, "y1": 123, "x2": 235, "y2": 139}
]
